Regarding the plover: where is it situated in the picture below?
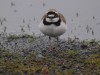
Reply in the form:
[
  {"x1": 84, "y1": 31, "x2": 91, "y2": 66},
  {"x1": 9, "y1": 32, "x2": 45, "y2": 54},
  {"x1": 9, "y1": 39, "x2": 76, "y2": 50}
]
[{"x1": 39, "y1": 9, "x2": 67, "y2": 51}]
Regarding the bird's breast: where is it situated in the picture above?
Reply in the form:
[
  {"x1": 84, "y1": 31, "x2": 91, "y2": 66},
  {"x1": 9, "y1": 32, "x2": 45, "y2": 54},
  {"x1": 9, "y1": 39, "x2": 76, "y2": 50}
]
[{"x1": 39, "y1": 22, "x2": 67, "y2": 37}]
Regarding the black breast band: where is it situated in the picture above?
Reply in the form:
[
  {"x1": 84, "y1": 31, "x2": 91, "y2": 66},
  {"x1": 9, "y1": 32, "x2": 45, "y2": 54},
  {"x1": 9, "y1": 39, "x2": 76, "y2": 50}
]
[{"x1": 43, "y1": 18, "x2": 61, "y2": 26}]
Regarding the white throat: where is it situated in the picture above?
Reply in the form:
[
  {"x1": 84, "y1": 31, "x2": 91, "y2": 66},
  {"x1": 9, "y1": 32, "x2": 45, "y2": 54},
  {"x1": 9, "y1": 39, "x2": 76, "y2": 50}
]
[{"x1": 46, "y1": 17, "x2": 59, "y2": 22}]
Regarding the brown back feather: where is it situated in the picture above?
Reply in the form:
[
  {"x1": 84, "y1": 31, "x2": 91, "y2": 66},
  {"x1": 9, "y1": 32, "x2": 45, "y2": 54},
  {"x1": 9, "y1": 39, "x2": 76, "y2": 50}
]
[
  {"x1": 58, "y1": 13, "x2": 66, "y2": 24},
  {"x1": 48, "y1": 9, "x2": 57, "y2": 12},
  {"x1": 41, "y1": 14, "x2": 46, "y2": 20}
]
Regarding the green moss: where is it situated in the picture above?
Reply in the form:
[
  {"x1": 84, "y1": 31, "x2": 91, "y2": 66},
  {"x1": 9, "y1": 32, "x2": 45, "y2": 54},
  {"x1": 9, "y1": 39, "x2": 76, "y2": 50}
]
[
  {"x1": 85, "y1": 54, "x2": 100, "y2": 66},
  {"x1": 66, "y1": 50, "x2": 80, "y2": 57},
  {"x1": 0, "y1": 37, "x2": 100, "y2": 75},
  {"x1": 7, "y1": 34, "x2": 36, "y2": 41},
  {"x1": 7, "y1": 34, "x2": 19, "y2": 40},
  {"x1": 64, "y1": 69, "x2": 74, "y2": 75},
  {"x1": 0, "y1": 49, "x2": 100, "y2": 75}
]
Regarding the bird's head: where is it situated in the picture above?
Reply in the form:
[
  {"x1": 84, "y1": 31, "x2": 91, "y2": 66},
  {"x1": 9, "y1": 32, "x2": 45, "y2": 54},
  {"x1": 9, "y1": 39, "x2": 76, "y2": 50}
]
[
  {"x1": 45, "y1": 9, "x2": 60, "y2": 22},
  {"x1": 41, "y1": 9, "x2": 66, "y2": 24}
]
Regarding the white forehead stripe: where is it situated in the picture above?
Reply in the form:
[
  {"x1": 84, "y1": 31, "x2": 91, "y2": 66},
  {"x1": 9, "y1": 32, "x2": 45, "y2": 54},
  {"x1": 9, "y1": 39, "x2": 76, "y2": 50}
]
[{"x1": 48, "y1": 14, "x2": 54, "y2": 17}]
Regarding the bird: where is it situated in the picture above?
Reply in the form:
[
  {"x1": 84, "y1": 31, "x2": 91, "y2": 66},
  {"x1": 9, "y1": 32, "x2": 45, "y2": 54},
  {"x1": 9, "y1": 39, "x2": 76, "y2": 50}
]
[{"x1": 39, "y1": 9, "x2": 67, "y2": 51}]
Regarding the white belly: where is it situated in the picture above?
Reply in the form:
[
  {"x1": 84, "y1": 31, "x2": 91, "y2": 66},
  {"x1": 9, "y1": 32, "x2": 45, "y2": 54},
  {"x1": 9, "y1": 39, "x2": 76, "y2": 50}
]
[{"x1": 39, "y1": 22, "x2": 67, "y2": 37}]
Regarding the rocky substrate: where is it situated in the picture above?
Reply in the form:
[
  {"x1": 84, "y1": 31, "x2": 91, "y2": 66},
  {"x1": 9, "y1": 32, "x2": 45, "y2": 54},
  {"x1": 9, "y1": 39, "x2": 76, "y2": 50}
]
[{"x1": 0, "y1": 34, "x2": 100, "y2": 75}]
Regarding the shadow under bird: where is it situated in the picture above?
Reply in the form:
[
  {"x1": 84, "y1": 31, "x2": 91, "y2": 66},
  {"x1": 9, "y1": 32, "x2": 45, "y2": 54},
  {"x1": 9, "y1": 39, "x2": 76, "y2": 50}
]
[{"x1": 39, "y1": 9, "x2": 67, "y2": 51}]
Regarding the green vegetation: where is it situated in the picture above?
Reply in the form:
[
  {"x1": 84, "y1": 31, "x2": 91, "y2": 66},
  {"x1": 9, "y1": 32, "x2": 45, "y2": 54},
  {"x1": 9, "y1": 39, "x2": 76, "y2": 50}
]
[
  {"x1": 0, "y1": 34, "x2": 100, "y2": 75},
  {"x1": 0, "y1": 48, "x2": 100, "y2": 75},
  {"x1": 66, "y1": 50, "x2": 80, "y2": 57},
  {"x1": 7, "y1": 34, "x2": 36, "y2": 40},
  {"x1": 85, "y1": 54, "x2": 100, "y2": 67}
]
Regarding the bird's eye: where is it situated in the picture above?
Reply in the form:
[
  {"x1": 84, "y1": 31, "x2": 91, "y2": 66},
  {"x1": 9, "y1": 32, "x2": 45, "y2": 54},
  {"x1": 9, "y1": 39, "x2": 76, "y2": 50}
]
[{"x1": 54, "y1": 14, "x2": 58, "y2": 18}]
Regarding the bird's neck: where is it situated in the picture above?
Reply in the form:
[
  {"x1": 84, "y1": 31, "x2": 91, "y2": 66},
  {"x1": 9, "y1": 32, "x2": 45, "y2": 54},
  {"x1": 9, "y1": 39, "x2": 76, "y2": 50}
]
[{"x1": 43, "y1": 18, "x2": 61, "y2": 26}]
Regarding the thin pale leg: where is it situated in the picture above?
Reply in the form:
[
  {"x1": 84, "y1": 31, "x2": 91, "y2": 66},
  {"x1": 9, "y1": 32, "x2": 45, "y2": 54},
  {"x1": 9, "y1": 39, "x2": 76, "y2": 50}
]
[
  {"x1": 56, "y1": 37, "x2": 60, "y2": 47},
  {"x1": 48, "y1": 36, "x2": 52, "y2": 51}
]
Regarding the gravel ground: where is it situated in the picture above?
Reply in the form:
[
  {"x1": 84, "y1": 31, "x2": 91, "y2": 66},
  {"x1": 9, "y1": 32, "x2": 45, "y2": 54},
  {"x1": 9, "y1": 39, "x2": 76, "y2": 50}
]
[
  {"x1": 0, "y1": 34, "x2": 100, "y2": 75},
  {"x1": 0, "y1": 34, "x2": 99, "y2": 53}
]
